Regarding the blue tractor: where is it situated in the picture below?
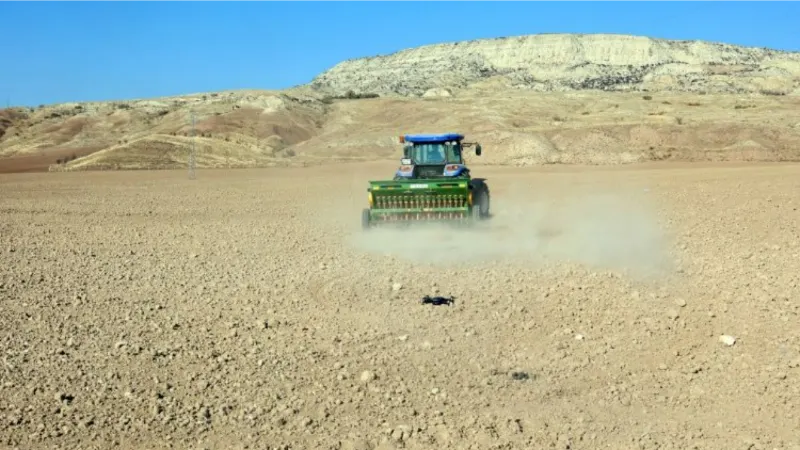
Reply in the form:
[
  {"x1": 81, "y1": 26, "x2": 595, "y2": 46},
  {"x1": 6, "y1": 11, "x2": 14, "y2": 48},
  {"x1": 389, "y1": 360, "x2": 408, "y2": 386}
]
[{"x1": 362, "y1": 133, "x2": 490, "y2": 229}]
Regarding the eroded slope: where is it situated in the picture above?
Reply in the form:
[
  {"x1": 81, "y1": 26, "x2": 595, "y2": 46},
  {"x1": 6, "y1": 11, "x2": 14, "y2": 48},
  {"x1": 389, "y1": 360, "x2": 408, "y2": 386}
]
[
  {"x1": 0, "y1": 89, "x2": 328, "y2": 171},
  {"x1": 299, "y1": 91, "x2": 800, "y2": 165}
]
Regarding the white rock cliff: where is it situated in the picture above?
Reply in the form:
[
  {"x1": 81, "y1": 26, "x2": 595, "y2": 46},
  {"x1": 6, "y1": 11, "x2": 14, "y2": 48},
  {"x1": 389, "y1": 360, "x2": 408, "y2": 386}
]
[{"x1": 310, "y1": 33, "x2": 800, "y2": 97}]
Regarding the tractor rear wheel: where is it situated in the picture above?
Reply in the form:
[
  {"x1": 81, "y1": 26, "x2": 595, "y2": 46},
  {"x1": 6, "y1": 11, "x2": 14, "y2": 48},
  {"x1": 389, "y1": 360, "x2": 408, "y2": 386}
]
[
  {"x1": 361, "y1": 208, "x2": 371, "y2": 230},
  {"x1": 471, "y1": 204, "x2": 481, "y2": 223},
  {"x1": 477, "y1": 189, "x2": 490, "y2": 218},
  {"x1": 469, "y1": 180, "x2": 491, "y2": 219},
  {"x1": 473, "y1": 189, "x2": 489, "y2": 219}
]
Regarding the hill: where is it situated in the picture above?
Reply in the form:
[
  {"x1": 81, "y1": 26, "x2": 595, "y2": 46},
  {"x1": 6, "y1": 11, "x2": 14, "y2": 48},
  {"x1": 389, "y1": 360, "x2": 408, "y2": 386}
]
[
  {"x1": 311, "y1": 33, "x2": 800, "y2": 97},
  {"x1": 1, "y1": 33, "x2": 800, "y2": 173},
  {"x1": 0, "y1": 89, "x2": 326, "y2": 173}
]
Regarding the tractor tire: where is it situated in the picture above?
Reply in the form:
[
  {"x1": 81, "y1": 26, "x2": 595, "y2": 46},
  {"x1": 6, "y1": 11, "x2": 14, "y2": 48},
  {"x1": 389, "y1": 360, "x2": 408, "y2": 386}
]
[
  {"x1": 473, "y1": 189, "x2": 490, "y2": 219},
  {"x1": 478, "y1": 189, "x2": 490, "y2": 218},
  {"x1": 471, "y1": 205, "x2": 481, "y2": 222},
  {"x1": 361, "y1": 208, "x2": 371, "y2": 230},
  {"x1": 469, "y1": 180, "x2": 491, "y2": 219}
]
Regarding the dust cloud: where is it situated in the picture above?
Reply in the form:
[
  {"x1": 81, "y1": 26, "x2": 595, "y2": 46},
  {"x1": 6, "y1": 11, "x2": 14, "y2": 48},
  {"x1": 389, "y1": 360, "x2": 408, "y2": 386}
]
[{"x1": 347, "y1": 185, "x2": 674, "y2": 278}]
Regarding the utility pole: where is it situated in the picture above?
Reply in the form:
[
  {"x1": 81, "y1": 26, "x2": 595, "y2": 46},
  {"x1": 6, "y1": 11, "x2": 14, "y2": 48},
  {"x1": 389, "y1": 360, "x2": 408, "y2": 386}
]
[
  {"x1": 254, "y1": 116, "x2": 259, "y2": 152},
  {"x1": 189, "y1": 110, "x2": 197, "y2": 180}
]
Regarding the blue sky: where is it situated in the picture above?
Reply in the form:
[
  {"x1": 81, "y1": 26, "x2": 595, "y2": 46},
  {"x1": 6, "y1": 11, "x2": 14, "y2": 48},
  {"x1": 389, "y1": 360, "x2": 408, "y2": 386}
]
[{"x1": 2, "y1": 1, "x2": 799, "y2": 107}]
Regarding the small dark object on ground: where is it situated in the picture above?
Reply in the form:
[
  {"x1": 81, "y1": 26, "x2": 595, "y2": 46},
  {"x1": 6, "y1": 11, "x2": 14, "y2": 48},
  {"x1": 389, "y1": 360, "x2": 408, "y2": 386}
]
[
  {"x1": 510, "y1": 371, "x2": 530, "y2": 381},
  {"x1": 421, "y1": 295, "x2": 455, "y2": 306}
]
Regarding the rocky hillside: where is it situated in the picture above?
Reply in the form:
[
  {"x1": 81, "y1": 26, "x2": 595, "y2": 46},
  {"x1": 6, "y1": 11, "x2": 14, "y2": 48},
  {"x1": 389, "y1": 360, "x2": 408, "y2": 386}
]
[
  {"x1": 0, "y1": 88, "x2": 328, "y2": 172},
  {"x1": 310, "y1": 33, "x2": 800, "y2": 97},
  {"x1": 1, "y1": 33, "x2": 800, "y2": 173}
]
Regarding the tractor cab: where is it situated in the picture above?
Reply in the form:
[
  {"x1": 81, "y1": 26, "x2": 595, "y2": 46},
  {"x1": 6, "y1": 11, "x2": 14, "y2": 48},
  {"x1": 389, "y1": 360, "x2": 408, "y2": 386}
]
[{"x1": 394, "y1": 133, "x2": 482, "y2": 180}]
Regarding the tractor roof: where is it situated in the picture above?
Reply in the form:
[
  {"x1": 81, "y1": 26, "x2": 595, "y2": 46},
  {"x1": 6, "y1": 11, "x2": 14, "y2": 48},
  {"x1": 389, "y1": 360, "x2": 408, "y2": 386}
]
[{"x1": 403, "y1": 133, "x2": 464, "y2": 144}]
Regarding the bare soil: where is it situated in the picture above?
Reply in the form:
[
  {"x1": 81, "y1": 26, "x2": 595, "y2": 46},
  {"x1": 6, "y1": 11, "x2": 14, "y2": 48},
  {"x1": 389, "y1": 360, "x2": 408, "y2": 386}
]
[
  {"x1": 0, "y1": 146, "x2": 105, "y2": 174},
  {"x1": 1, "y1": 162, "x2": 799, "y2": 450}
]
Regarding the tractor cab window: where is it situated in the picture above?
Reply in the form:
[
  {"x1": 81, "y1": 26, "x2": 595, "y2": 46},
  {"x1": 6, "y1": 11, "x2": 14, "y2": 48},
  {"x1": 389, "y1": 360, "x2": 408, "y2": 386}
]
[
  {"x1": 409, "y1": 142, "x2": 463, "y2": 164},
  {"x1": 409, "y1": 144, "x2": 445, "y2": 164},
  {"x1": 445, "y1": 143, "x2": 463, "y2": 163}
]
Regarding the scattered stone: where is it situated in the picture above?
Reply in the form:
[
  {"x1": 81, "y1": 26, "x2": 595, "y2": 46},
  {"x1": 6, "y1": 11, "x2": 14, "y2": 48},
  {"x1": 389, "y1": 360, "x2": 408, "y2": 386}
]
[
  {"x1": 391, "y1": 283, "x2": 403, "y2": 292},
  {"x1": 422, "y1": 87, "x2": 452, "y2": 98},
  {"x1": 341, "y1": 440, "x2": 372, "y2": 450},
  {"x1": 719, "y1": 335, "x2": 737, "y2": 346},
  {"x1": 298, "y1": 416, "x2": 313, "y2": 427},
  {"x1": 674, "y1": 298, "x2": 687, "y2": 307},
  {"x1": 360, "y1": 371, "x2": 376, "y2": 383},
  {"x1": 391, "y1": 428, "x2": 404, "y2": 441},
  {"x1": 58, "y1": 393, "x2": 74, "y2": 405}
]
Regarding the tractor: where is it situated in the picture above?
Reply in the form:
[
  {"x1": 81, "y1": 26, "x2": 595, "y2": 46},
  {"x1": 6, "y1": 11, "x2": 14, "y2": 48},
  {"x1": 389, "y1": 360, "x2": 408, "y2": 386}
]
[{"x1": 362, "y1": 133, "x2": 490, "y2": 229}]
